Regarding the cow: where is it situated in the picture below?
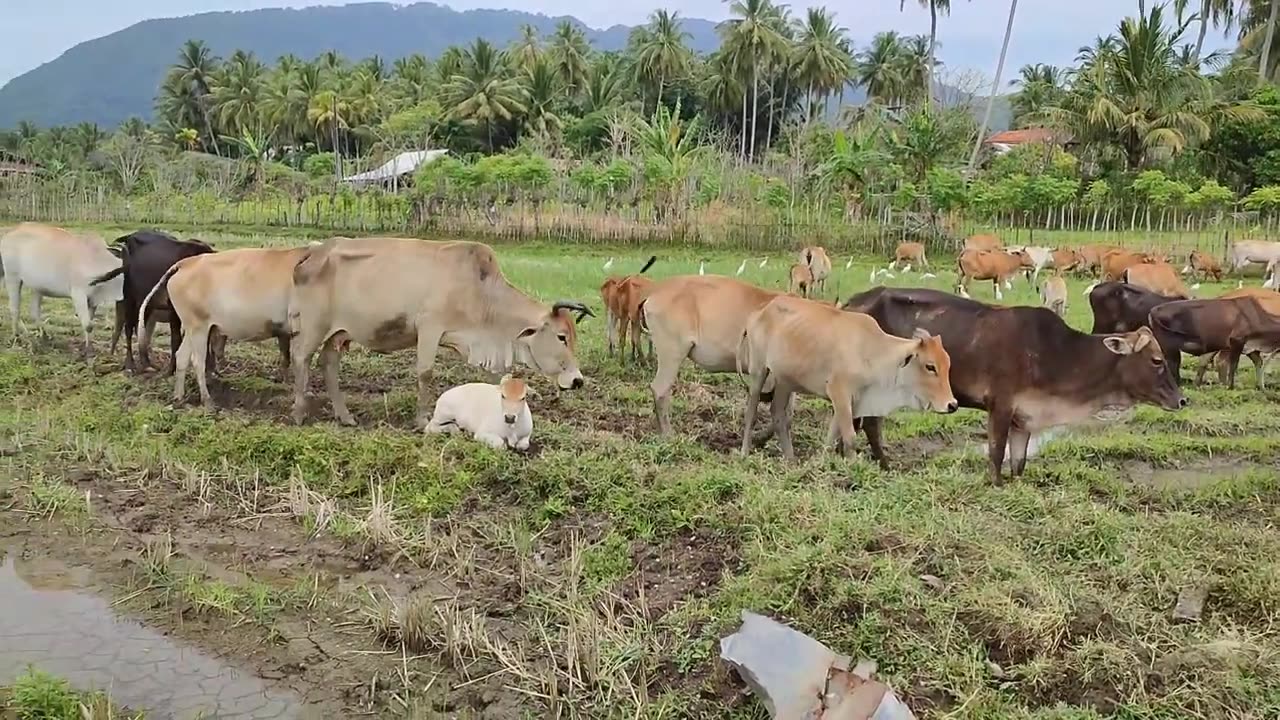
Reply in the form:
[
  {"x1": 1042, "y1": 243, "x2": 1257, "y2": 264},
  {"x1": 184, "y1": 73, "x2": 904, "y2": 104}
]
[
  {"x1": 1088, "y1": 282, "x2": 1172, "y2": 335},
  {"x1": 1077, "y1": 244, "x2": 1121, "y2": 276},
  {"x1": 1049, "y1": 248, "x2": 1083, "y2": 274},
  {"x1": 1123, "y1": 262, "x2": 1191, "y2": 299},
  {"x1": 956, "y1": 248, "x2": 1033, "y2": 301},
  {"x1": 1194, "y1": 288, "x2": 1280, "y2": 389},
  {"x1": 1041, "y1": 275, "x2": 1068, "y2": 317},
  {"x1": 1008, "y1": 245, "x2": 1054, "y2": 282},
  {"x1": 788, "y1": 263, "x2": 813, "y2": 298},
  {"x1": 739, "y1": 295, "x2": 957, "y2": 461},
  {"x1": 600, "y1": 255, "x2": 657, "y2": 362},
  {"x1": 964, "y1": 234, "x2": 1003, "y2": 252},
  {"x1": 425, "y1": 375, "x2": 533, "y2": 451},
  {"x1": 139, "y1": 246, "x2": 309, "y2": 409},
  {"x1": 639, "y1": 275, "x2": 782, "y2": 436},
  {"x1": 1148, "y1": 295, "x2": 1280, "y2": 389},
  {"x1": 1101, "y1": 249, "x2": 1154, "y2": 282},
  {"x1": 1, "y1": 222, "x2": 124, "y2": 356},
  {"x1": 87, "y1": 229, "x2": 223, "y2": 373},
  {"x1": 286, "y1": 237, "x2": 591, "y2": 428},
  {"x1": 843, "y1": 287, "x2": 1185, "y2": 484},
  {"x1": 891, "y1": 242, "x2": 928, "y2": 272},
  {"x1": 1183, "y1": 250, "x2": 1223, "y2": 282},
  {"x1": 799, "y1": 246, "x2": 832, "y2": 294},
  {"x1": 1229, "y1": 240, "x2": 1280, "y2": 275}
]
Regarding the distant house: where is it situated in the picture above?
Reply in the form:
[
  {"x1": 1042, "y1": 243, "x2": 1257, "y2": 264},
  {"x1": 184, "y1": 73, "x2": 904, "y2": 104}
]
[
  {"x1": 343, "y1": 149, "x2": 449, "y2": 188},
  {"x1": 0, "y1": 151, "x2": 40, "y2": 178},
  {"x1": 982, "y1": 128, "x2": 1074, "y2": 156}
]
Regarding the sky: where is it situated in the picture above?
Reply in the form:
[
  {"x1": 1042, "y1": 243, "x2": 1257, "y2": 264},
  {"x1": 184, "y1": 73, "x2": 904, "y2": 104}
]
[{"x1": 0, "y1": 0, "x2": 1240, "y2": 88}]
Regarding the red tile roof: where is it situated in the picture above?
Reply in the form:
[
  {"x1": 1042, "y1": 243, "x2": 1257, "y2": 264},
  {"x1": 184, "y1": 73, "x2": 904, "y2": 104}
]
[{"x1": 984, "y1": 128, "x2": 1062, "y2": 145}]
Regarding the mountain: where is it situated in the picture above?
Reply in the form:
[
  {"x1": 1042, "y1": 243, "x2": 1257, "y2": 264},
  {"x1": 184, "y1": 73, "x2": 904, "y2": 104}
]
[{"x1": 0, "y1": 2, "x2": 721, "y2": 129}]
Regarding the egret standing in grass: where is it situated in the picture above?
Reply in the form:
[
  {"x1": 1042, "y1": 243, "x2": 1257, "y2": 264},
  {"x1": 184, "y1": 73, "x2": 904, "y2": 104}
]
[
  {"x1": 602, "y1": 257, "x2": 614, "y2": 271},
  {"x1": 699, "y1": 261, "x2": 706, "y2": 276},
  {"x1": 736, "y1": 259, "x2": 747, "y2": 276},
  {"x1": 758, "y1": 257, "x2": 768, "y2": 269}
]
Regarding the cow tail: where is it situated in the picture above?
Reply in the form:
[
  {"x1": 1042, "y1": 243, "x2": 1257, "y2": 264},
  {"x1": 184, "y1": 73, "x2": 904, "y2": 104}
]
[
  {"x1": 90, "y1": 266, "x2": 124, "y2": 286},
  {"x1": 735, "y1": 329, "x2": 750, "y2": 386},
  {"x1": 138, "y1": 261, "x2": 184, "y2": 326}
]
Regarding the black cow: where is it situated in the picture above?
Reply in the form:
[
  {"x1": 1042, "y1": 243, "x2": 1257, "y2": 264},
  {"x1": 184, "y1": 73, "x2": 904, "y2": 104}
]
[
  {"x1": 91, "y1": 230, "x2": 217, "y2": 372},
  {"x1": 843, "y1": 287, "x2": 1185, "y2": 483}
]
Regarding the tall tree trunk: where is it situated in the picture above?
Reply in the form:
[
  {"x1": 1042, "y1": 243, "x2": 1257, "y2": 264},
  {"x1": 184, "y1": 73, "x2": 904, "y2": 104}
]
[
  {"x1": 967, "y1": 0, "x2": 1018, "y2": 175},
  {"x1": 656, "y1": 73, "x2": 665, "y2": 113},
  {"x1": 805, "y1": 80, "x2": 814, "y2": 126},
  {"x1": 740, "y1": 84, "x2": 749, "y2": 161},
  {"x1": 767, "y1": 72, "x2": 787, "y2": 152},
  {"x1": 1261, "y1": 0, "x2": 1280, "y2": 84},
  {"x1": 1192, "y1": 0, "x2": 1209, "y2": 65},
  {"x1": 927, "y1": 1, "x2": 938, "y2": 108},
  {"x1": 750, "y1": 61, "x2": 761, "y2": 159}
]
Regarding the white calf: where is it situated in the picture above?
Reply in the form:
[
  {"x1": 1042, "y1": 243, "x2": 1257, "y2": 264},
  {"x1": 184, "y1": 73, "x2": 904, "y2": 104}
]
[
  {"x1": 1, "y1": 223, "x2": 123, "y2": 355},
  {"x1": 426, "y1": 375, "x2": 533, "y2": 451}
]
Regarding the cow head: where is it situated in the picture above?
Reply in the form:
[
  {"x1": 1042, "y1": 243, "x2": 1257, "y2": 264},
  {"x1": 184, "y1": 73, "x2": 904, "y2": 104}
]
[
  {"x1": 902, "y1": 329, "x2": 959, "y2": 414},
  {"x1": 498, "y1": 374, "x2": 529, "y2": 425},
  {"x1": 1101, "y1": 327, "x2": 1186, "y2": 411},
  {"x1": 517, "y1": 301, "x2": 593, "y2": 390},
  {"x1": 1009, "y1": 249, "x2": 1036, "y2": 269}
]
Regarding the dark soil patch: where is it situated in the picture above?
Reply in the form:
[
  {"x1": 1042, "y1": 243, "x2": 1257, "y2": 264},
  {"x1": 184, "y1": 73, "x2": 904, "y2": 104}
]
[{"x1": 620, "y1": 529, "x2": 743, "y2": 618}]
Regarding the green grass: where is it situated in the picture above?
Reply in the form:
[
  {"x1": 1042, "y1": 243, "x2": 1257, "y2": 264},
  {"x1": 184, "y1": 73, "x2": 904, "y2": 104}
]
[
  {"x1": 2, "y1": 229, "x2": 1279, "y2": 718},
  {"x1": 2, "y1": 668, "x2": 142, "y2": 720}
]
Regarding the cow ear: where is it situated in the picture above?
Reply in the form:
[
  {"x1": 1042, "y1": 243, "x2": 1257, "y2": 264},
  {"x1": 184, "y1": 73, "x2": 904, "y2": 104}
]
[
  {"x1": 912, "y1": 328, "x2": 932, "y2": 342},
  {"x1": 1133, "y1": 329, "x2": 1153, "y2": 352},
  {"x1": 1102, "y1": 336, "x2": 1135, "y2": 355}
]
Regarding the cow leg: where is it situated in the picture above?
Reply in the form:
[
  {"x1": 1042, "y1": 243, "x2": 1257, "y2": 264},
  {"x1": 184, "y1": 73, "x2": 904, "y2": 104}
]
[
  {"x1": 70, "y1": 288, "x2": 94, "y2": 359},
  {"x1": 1194, "y1": 352, "x2": 1215, "y2": 386},
  {"x1": 413, "y1": 325, "x2": 445, "y2": 429},
  {"x1": 630, "y1": 317, "x2": 644, "y2": 365},
  {"x1": 740, "y1": 367, "x2": 769, "y2": 455},
  {"x1": 1225, "y1": 344, "x2": 1245, "y2": 390},
  {"x1": 857, "y1": 417, "x2": 889, "y2": 469},
  {"x1": 618, "y1": 314, "x2": 631, "y2": 364},
  {"x1": 172, "y1": 328, "x2": 194, "y2": 405},
  {"x1": 986, "y1": 406, "x2": 1014, "y2": 484},
  {"x1": 289, "y1": 323, "x2": 328, "y2": 425},
  {"x1": 605, "y1": 307, "x2": 618, "y2": 356},
  {"x1": 6, "y1": 279, "x2": 22, "y2": 338},
  {"x1": 109, "y1": 301, "x2": 123, "y2": 357},
  {"x1": 188, "y1": 326, "x2": 215, "y2": 410},
  {"x1": 1248, "y1": 351, "x2": 1267, "y2": 389},
  {"x1": 275, "y1": 335, "x2": 290, "y2": 382},
  {"x1": 1168, "y1": 350, "x2": 1185, "y2": 387},
  {"x1": 650, "y1": 339, "x2": 692, "y2": 435},
  {"x1": 138, "y1": 315, "x2": 158, "y2": 371},
  {"x1": 321, "y1": 339, "x2": 356, "y2": 427},
  {"x1": 28, "y1": 293, "x2": 42, "y2": 337},
  {"x1": 993, "y1": 278, "x2": 1004, "y2": 302},
  {"x1": 773, "y1": 387, "x2": 797, "y2": 462},
  {"x1": 1008, "y1": 427, "x2": 1032, "y2": 477}
]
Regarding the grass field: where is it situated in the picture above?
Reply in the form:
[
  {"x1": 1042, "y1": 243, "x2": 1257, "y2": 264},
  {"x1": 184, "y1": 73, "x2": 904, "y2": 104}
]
[{"x1": 2, "y1": 226, "x2": 1280, "y2": 719}]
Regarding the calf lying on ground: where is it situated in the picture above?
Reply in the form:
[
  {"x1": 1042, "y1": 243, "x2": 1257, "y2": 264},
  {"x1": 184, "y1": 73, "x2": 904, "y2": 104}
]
[
  {"x1": 740, "y1": 295, "x2": 957, "y2": 461},
  {"x1": 843, "y1": 287, "x2": 1185, "y2": 483},
  {"x1": 426, "y1": 375, "x2": 533, "y2": 451},
  {"x1": 1, "y1": 222, "x2": 123, "y2": 356}
]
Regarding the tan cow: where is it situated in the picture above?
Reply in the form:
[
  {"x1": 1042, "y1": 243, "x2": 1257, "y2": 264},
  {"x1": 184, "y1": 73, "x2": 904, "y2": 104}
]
[
  {"x1": 799, "y1": 246, "x2": 832, "y2": 294},
  {"x1": 1049, "y1": 248, "x2": 1082, "y2": 274},
  {"x1": 956, "y1": 249, "x2": 1033, "y2": 301},
  {"x1": 1183, "y1": 250, "x2": 1223, "y2": 282},
  {"x1": 1101, "y1": 249, "x2": 1153, "y2": 282},
  {"x1": 1, "y1": 222, "x2": 124, "y2": 355},
  {"x1": 1196, "y1": 287, "x2": 1280, "y2": 388},
  {"x1": 600, "y1": 255, "x2": 657, "y2": 361},
  {"x1": 1229, "y1": 240, "x2": 1280, "y2": 274},
  {"x1": 640, "y1": 275, "x2": 782, "y2": 435},
  {"x1": 1124, "y1": 263, "x2": 1191, "y2": 299},
  {"x1": 892, "y1": 242, "x2": 928, "y2": 272},
  {"x1": 964, "y1": 234, "x2": 1003, "y2": 252},
  {"x1": 788, "y1": 263, "x2": 813, "y2": 298},
  {"x1": 139, "y1": 246, "x2": 306, "y2": 409},
  {"x1": 286, "y1": 237, "x2": 591, "y2": 427},
  {"x1": 739, "y1": 296, "x2": 957, "y2": 460},
  {"x1": 1040, "y1": 275, "x2": 1068, "y2": 316},
  {"x1": 1077, "y1": 244, "x2": 1120, "y2": 275}
]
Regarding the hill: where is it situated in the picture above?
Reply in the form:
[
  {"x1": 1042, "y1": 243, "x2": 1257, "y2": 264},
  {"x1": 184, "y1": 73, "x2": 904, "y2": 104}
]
[{"x1": 0, "y1": 2, "x2": 721, "y2": 129}]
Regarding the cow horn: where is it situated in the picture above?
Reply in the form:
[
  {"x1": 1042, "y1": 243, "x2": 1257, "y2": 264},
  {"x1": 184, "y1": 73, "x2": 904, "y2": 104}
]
[{"x1": 552, "y1": 300, "x2": 595, "y2": 323}]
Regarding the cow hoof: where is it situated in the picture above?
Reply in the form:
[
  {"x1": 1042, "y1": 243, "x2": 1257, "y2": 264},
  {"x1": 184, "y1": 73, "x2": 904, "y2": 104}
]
[
  {"x1": 291, "y1": 411, "x2": 308, "y2": 426},
  {"x1": 337, "y1": 415, "x2": 357, "y2": 427}
]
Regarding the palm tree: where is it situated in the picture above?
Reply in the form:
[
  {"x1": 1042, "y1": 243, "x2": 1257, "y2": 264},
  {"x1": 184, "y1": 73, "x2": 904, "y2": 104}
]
[
  {"x1": 900, "y1": 0, "x2": 963, "y2": 107},
  {"x1": 720, "y1": 0, "x2": 789, "y2": 159},
  {"x1": 1175, "y1": 0, "x2": 1235, "y2": 65},
  {"x1": 212, "y1": 51, "x2": 266, "y2": 137},
  {"x1": 632, "y1": 10, "x2": 693, "y2": 112},
  {"x1": 897, "y1": 34, "x2": 935, "y2": 104},
  {"x1": 392, "y1": 54, "x2": 432, "y2": 105},
  {"x1": 168, "y1": 39, "x2": 222, "y2": 154},
  {"x1": 793, "y1": 8, "x2": 853, "y2": 125},
  {"x1": 1009, "y1": 63, "x2": 1064, "y2": 125},
  {"x1": 855, "y1": 32, "x2": 906, "y2": 105},
  {"x1": 1262, "y1": 0, "x2": 1280, "y2": 83},
  {"x1": 522, "y1": 57, "x2": 564, "y2": 140},
  {"x1": 550, "y1": 21, "x2": 591, "y2": 96},
  {"x1": 968, "y1": 0, "x2": 1018, "y2": 174},
  {"x1": 308, "y1": 89, "x2": 350, "y2": 177},
  {"x1": 444, "y1": 39, "x2": 528, "y2": 152},
  {"x1": 510, "y1": 25, "x2": 543, "y2": 71},
  {"x1": 581, "y1": 56, "x2": 625, "y2": 114}
]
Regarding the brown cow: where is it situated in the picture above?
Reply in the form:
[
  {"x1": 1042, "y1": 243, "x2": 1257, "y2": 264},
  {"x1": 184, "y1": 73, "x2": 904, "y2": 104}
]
[
  {"x1": 1077, "y1": 244, "x2": 1121, "y2": 275},
  {"x1": 1149, "y1": 295, "x2": 1280, "y2": 389},
  {"x1": 1183, "y1": 250, "x2": 1223, "y2": 282},
  {"x1": 1195, "y1": 288, "x2": 1280, "y2": 388},
  {"x1": 892, "y1": 242, "x2": 929, "y2": 271},
  {"x1": 1049, "y1": 248, "x2": 1082, "y2": 274},
  {"x1": 1040, "y1": 275, "x2": 1068, "y2": 316},
  {"x1": 799, "y1": 246, "x2": 832, "y2": 294},
  {"x1": 956, "y1": 249, "x2": 1033, "y2": 301},
  {"x1": 739, "y1": 296, "x2": 957, "y2": 460},
  {"x1": 788, "y1": 263, "x2": 814, "y2": 298},
  {"x1": 1123, "y1": 263, "x2": 1191, "y2": 299},
  {"x1": 843, "y1": 287, "x2": 1186, "y2": 483},
  {"x1": 964, "y1": 234, "x2": 1003, "y2": 252},
  {"x1": 600, "y1": 255, "x2": 657, "y2": 361},
  {"x1": 640, "y1": 276, "x2": 781, "y2": 435},
  {"x1": 1101, "y1": 249, "x2": 1153, "y2": 282}
]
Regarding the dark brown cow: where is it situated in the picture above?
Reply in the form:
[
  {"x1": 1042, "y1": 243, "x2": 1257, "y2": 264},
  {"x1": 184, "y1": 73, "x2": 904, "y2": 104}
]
[
  {"x1": 1088, "y1": 281, "x2": 1173, "y2": 335},
  {"x1": 843, "y1": 287, "x2": 1185, "y2": 483},
  {"x1": 1148, "y1": 296, "x2": 1280, "y2": 389}
]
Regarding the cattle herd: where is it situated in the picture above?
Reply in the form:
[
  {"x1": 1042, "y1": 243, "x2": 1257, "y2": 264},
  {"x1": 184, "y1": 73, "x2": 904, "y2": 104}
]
[{"x1": 3, "y1": 222, "x2": 1280, "y2": 485}]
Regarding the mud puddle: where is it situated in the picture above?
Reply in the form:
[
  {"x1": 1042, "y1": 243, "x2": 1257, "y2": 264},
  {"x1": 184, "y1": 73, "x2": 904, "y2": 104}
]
[{"x1": 0, "y1": 547, "x2": 305, "y2": 719}]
